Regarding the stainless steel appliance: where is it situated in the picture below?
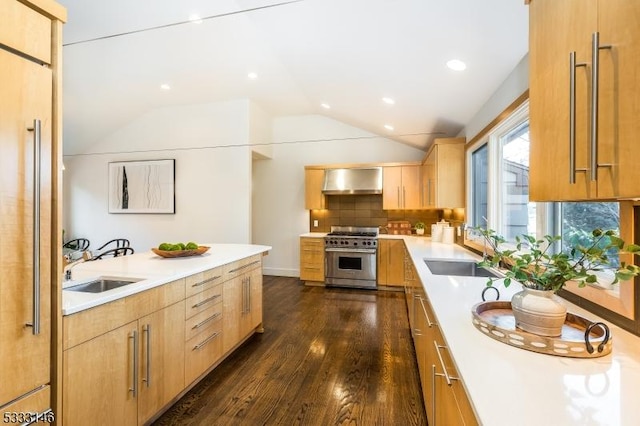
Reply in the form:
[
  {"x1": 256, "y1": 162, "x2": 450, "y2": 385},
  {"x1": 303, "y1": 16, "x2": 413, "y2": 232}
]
[{"x1": 324, "y1": 226, "x2": 378, "y2": 289}]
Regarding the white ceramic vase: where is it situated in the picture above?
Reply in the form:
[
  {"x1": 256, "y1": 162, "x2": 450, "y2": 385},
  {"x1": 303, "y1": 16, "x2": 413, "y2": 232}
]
[
  {"x1": 511, "y1": 287, "x2": 567, "y2": 337},
  {"x1": 416, "y1": 228, "x2": 425, "y2": 235}
]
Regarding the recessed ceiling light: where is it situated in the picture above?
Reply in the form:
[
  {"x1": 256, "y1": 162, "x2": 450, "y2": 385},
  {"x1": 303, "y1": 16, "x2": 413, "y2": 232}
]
[
  {"x1": 247, "y1": 72, "x2": 258, "y2": 80},
  {"x1": 160, "y1": 84, "x2": 171, "y2": 90},
  {"x1": 384, "y1": 124, "x2": 394, "y2": 131},
  {"x1": 321, "y1": 103, "x2": 331, "y2": 109},
  {"x1": 446, "y1": 59, "x2": 467, "y2": 71},
  {"x1": 382, "y1": 97, "x2": 395, "y2": 105},
  {"x1": 189, "y1": 14, "x2": 203, "y2": 24}
]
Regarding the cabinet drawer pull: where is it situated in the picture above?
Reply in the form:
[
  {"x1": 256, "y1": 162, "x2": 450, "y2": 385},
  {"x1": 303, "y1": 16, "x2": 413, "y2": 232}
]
[
  {"x1": 433, "y1": 341, "x2": 459, "y2": 386},
  {"x1": 191, "y1": 294, "x2": 221, "y2": 309},
  {"x1": 191, "y1": 312, "x2": 221, "y2": 330},
  {"x1": 193, "y1": 331, "x2": 220, "y2": 350},
  {"x1": 229, "y1": 260, "x2": 260, "y2": 273},
  {"x1": 192, "y1": 275, "x2": 221, "y2": 287},
  {"x1": 419, "y1": 298, "x2": 436, "y2": 328}
]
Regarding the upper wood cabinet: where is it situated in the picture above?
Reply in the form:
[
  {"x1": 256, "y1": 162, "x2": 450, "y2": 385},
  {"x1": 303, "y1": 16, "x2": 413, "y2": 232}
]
[
  {"x1": 305, "y1": 168, "x2": 326, "y2": 209},
  {"x1": 529, "y1": 0, "x2": 640, "y2": 200},
  {"x1": 421, "y1": 138, "x2": 465, "y2": 209},
  {"x1": 382, "y1": 165, "x2": 421, "y2": 209}
]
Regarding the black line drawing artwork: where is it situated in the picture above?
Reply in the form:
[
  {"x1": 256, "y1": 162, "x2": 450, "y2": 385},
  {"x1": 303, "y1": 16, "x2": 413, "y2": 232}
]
[{"x1": 108, "y1": 159, "x2": 175, "y2": 214}]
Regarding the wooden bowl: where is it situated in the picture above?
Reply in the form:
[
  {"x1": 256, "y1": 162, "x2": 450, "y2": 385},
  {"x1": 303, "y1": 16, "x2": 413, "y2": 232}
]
[{"x1": 151, "y1": 246, "x2": 210, "y2": 258}]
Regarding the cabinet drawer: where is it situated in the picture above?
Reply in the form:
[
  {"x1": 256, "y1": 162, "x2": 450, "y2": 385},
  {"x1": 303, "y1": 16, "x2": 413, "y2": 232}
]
[
  {"x1": 185, "y1": 284, "x2": 222, "y2": 319},
  {"x1": 185, "y1": 303, "x2": 222, "y2": 341},
  {"x1": 223, "y1": 254, "x2": 262, "y2": 281},
  {"x1": 0, "y1": 385, "x2": 51, "y2": 422},
  {"x1": 0, "y1": 0, "x2": 51, "y2": 63},
  {"x1": 185, "y1": 266, "x2": 223, "y2": 298},
  {"x1": 185, "y1": 322, "x2": 223, "y2": 385}
]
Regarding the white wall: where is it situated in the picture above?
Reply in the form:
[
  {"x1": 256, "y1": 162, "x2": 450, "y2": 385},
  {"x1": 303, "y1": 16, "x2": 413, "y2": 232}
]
[
  {"x1": 63, "y1": 100, "x2": 252, "y2": 253},
  {"x1": 252, "y1": 115, "x2": 426, "y2": 277},
  {"x1": 459, "y1": 53, "x2": 529, "y2": 141}
]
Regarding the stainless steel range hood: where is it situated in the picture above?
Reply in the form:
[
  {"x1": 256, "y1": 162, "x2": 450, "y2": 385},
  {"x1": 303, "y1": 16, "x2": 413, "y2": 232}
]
[{"x1": 322, "y1": 167, "x2": 383, "y2": 195}]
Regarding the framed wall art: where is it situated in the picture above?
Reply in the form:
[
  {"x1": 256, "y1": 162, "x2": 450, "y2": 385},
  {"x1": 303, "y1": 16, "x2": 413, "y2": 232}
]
[{"x1": 108, "y1": 159, "x2": 175, "y2": 214}]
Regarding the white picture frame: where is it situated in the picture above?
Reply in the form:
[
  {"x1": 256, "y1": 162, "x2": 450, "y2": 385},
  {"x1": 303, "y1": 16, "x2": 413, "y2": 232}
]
[{"x1": 108, "y1": 159, "x2": 175, "y2": 214}]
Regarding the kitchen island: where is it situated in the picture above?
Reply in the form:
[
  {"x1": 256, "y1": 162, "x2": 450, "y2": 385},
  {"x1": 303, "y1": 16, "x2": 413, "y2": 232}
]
[
  {"x1": 402, "y1": 236, "x2": 640, "y2": 426},
  {"x1": 61, "y1": 244, "x2": 271, "y2": 426}
]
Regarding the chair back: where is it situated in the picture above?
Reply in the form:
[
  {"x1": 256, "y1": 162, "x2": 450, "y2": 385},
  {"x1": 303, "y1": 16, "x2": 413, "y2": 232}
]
[
  {"x1": 92, "y1": 247, "x2": 135, "y2": 260},
  {"x1": 97, "y1": 238, "x2": 130, "y2": 251},
  {"x1": 63, "y1": 238, "x2": 90, "y2": 251}
]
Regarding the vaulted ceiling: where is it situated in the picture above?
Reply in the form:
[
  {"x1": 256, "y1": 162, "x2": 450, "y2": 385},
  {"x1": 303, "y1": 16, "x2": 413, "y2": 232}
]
[{"x1": 59, "y1": 0, "x2": 529, "y2": 154}]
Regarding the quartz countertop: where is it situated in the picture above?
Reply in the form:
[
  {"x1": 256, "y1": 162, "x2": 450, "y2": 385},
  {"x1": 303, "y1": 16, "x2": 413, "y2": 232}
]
[
  {"x1": 62, "y1": 243, "x2": 271, "y2": 316},
  {"x1": 402, "y1": 236, "x2": 640, "y2": 426},
  {"x1": 299, "y1": 232, "x2": 327, "y2": 237}
]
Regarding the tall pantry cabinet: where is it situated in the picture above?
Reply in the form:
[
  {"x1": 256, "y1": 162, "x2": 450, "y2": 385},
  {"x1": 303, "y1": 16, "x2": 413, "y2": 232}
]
[
  {"x1": 529, "y1": 0, "x2": 640, "y2": 200},
  {"x1": 0, "y1": 0, "x2": 65, "y2": 421}
]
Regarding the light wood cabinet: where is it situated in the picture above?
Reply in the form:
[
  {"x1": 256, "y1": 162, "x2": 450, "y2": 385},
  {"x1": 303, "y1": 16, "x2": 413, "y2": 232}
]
[
  {"x1": 382, "y1": 165, "x2": 421, "y2": 209},
  {"x1": 63, "y1": 322, "x2": 138, "y2": 426},
  {"x1": 529, "y1": 0, "x2": 640, "y2": 201},
  {"x1": 377, "y1": 239, "x2": 405, "y2": 286},
  {"x1": 305, "y1": 168, "x2": 326, "y2": 209},
  {"x1": 407, "y1": 272, "x2": 477, "y2": 425},
  {"x1": 222, "y1": 257, "x2": 263, "y2": 354},
  {"x1": 300, "y1": 237, "x2": 325, "y2": 282},
  {"x1": 0, "y1": 0, "x2": 64, "y2": 418},
  {"x1": 421, "y1": 138, "x2": 465, "y2": 208},
  {"x1": 137, "y1": 302, "x2": 186, "y2": 425}
]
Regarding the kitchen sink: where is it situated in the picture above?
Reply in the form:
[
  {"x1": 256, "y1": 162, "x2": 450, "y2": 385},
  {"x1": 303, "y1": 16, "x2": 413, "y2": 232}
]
[
  {"x1": 65, "y1": 277, "x2": 142, "y2": 293},
  {"x1": 424, "y1": 259, "x2": 502, "y2": 278}
]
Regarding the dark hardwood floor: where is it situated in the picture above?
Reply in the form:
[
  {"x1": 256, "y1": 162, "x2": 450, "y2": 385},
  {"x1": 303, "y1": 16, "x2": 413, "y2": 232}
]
[{"x1": 153, "y1": 276, "x2": 427, "y2": 426}]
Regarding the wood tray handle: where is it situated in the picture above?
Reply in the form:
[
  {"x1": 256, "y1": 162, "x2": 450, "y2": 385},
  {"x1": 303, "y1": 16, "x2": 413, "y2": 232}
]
[
  {"x1": 481, "y1": 286, "x2": 500, "y2": 301},
  {"x1": 585, "y1": 322, "x2": 610, "y2": 354}
]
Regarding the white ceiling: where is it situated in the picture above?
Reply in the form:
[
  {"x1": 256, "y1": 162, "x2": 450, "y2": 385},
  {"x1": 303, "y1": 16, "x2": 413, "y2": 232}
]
[{"x1": 59, "y1": 0, "x2": 529, "y2": 154}]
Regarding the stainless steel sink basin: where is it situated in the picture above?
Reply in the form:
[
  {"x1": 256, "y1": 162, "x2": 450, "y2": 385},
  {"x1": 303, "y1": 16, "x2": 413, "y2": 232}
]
[
  {"x1": 65, "y1": 277, "x2": 142, "y2": 293},
  {"x1": 424, "y1": 259, "x2": 502, "y2": 278}
]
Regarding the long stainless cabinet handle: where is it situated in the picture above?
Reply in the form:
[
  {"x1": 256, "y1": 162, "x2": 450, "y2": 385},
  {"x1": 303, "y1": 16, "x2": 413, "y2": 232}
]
[
  {"x1": 419, "y1": 298, "x2": 435, "y2": 328},
  {"x1": 402, "y1": 186, "x2": 406, "y2": 208},
  {"x1": 129, "y1": 330, "x2": 138, "y2": 397},
  {"x1": 191, "y1": 312, "x2": 221, "y2": 330},
  {"x1": 590, "y1": 32, "x2": 612, "y2": 181},
  {"x1": 193, "y1": 331, "x2": 220, "y2": 350},
  {"x1": 192, "y1": 275, "x2": 221, "y2": 288},
  {"x1": 143, "y1": 324, "x2": 151, "y2": 387},
  {"x1": 229, "y1": 260, "x2": 260, "y2": 273},
  {"x1": 26, "y1": 119, "x2": 41, "y2": 335},
  {"x1": 191, "y1": 293, "x2": 221, "y2": 309},
  {"x1": 433, "y1": 341, "x2": 460, "y2": 386},
  {"x1": 396, "y1": 187, "x2": 400, "y2": 208},
  {"x1": 569, "y1": 52, "x2": 587, "y2": 184}
]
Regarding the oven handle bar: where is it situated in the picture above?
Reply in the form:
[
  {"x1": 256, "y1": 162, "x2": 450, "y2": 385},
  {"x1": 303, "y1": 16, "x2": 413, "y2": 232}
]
[{"x1": 325, "y1": 248, "x2": 376, "y2": 254}]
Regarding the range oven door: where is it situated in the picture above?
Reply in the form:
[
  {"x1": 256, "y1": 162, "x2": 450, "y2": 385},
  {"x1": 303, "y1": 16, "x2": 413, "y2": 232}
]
[{"x1": 325, "y1": 247, "x2": 377, "y2": 289}]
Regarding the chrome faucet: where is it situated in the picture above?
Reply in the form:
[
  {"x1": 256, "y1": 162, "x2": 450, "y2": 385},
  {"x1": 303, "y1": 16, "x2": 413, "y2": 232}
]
[
  {"x1": 481, "y1": 216, "x2": 489, "y2": 261},
  {"x1": 63, "y1": 251, "x2": 92, "y2": 281}
]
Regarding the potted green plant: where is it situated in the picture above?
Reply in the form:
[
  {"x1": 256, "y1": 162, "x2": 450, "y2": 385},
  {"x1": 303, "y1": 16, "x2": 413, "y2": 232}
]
[
  {"x1": 415, "y1": 221, "x2": 426, "y2": 235},
  {"x1": 474, "y1": 227, "x2": 640, "y2": 337}
]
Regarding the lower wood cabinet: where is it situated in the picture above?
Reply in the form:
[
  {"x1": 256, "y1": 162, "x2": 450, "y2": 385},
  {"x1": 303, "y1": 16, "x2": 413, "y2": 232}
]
[
  {"x1": 377, "y1": 239, "x2": 405, "y2": 286},
  {"x1": 63, "y1": 301, "x2": 185, "y2": 426},
  {"x1": 62, "y1": 254, "x2": 265, "y2": 426},
  {"x1": 300, "y1": 237, "x2": 324, "y2": 283},
  {"x1": 410, "y1": 284, "x2": 477, "y2": 425}
]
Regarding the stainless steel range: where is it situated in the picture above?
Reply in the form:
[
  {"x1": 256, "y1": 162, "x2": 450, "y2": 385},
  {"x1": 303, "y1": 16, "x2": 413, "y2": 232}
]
[{"x1": 324, "y1": 226, "x2": 378, "y2": 289}]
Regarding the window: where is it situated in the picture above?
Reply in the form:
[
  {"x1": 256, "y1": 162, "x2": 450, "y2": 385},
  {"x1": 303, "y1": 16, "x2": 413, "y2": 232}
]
[{"x1": 466, "y1": 100, "x2": 622, "y2": 289}]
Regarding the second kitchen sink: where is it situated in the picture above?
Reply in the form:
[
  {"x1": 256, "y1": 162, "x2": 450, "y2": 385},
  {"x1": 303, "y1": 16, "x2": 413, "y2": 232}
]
[
  {"x1": 424, "y1": 259, "x2": 502, "y2": 278},
  {"x1": 65, "y1": 277, "x2": 143, "y2": 293}
]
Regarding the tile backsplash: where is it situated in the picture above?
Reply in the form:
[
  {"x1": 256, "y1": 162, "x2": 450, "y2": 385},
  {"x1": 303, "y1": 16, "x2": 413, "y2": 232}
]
[{"x1": 308, "y1": 194, "x2": 465, "y2": 234}]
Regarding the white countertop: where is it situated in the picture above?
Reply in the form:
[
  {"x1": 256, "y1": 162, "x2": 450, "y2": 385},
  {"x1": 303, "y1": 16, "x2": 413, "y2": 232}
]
[
  {"x1": 62, "y1": 244, "x2": 271, "y2": 315},
  {"x1": 402, "y1": 236, "x2": 640, "y2": 426},
  {"x1": 299, "y1": 232, "x2": 327, "y2": 237}
]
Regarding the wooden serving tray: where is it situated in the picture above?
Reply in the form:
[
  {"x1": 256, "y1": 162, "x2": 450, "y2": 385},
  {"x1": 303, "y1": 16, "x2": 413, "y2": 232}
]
[
  {"x1": 151, "y1": 246, "x2": 210, "y2": 258},
  {"x1": 471, "y1": 301, "x2": 612, "y2": 358}
]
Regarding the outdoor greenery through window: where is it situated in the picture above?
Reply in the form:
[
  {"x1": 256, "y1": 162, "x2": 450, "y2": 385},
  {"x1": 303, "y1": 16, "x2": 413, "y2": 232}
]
[{"x1": 467, "y1": 100, "x2": 621, "y2": 286}]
